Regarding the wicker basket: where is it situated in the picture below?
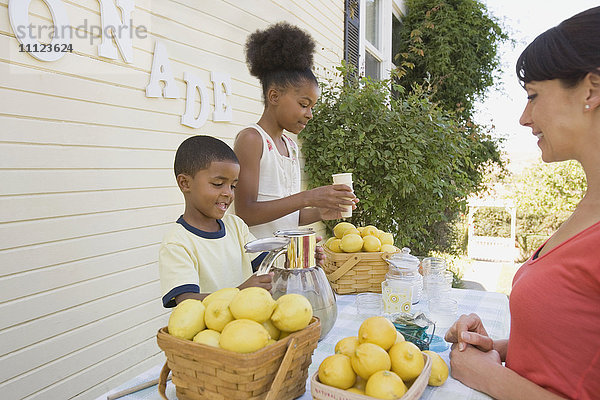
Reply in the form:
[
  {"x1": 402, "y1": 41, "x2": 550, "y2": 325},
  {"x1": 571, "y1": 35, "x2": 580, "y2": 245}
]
[
  {"x1": 311, "y1": 351, "x2": 431, "y2": 400},
  {"x1": 323, "y1": 246, "x2": 397, "y2": 294},
  {"x1": 156, "y1": 317, "x2": 321, "y2": 400}
]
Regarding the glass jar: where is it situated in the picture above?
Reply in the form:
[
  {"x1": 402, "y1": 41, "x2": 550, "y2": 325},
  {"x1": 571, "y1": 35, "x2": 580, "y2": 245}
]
[
  {"x1": 421, "y1": 257, "x2": 450, "y2": 300},
  {"x1": 382, "y1": 248, "x2": 423, "y2": 314}
]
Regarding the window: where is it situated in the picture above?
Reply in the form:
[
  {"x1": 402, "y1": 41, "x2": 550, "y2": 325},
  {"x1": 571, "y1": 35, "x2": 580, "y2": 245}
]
[{"x1": 349, "y1": 0, "x2": 405, "y2": 80}]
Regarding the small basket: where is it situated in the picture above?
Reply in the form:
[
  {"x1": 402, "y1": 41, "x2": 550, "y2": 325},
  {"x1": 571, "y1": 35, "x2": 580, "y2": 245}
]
[
  {"x1": 156, "y1": 317, "x2": 321, "y2": 400},
  {"x1": 311, "y1": 351, "x2": 431, "y2": 400},
  {"x1": 323, "y1": 246, "x2": 397, "y2": 294}
]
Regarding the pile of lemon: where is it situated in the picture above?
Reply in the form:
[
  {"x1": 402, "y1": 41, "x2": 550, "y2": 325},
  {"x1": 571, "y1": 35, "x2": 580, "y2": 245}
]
[
  {"x1": 167, "y1": 287, "x2": 313, "y2": 353},
  {"x1": 325, "y1": 222, "x2": 400, "y2": 253},
  {"x1": 318, "y1": 316, "x2": 449, "y2": 399}
]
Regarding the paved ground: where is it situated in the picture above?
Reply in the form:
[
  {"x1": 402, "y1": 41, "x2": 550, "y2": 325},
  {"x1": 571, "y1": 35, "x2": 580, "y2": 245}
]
[{"x1": 461, "y1": 260, "x2": 521, "y2": 296}]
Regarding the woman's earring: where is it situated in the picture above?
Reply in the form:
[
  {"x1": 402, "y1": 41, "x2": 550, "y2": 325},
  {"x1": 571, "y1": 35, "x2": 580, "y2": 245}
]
[{"x1": 585, "y1": 104, "x2": 591, "y2": 110}]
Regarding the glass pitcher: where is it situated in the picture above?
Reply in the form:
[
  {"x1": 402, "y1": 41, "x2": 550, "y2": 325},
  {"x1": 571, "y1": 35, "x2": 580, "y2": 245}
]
[{"x1": 245, "y1": 229, "x2": 338, "y2": 339}]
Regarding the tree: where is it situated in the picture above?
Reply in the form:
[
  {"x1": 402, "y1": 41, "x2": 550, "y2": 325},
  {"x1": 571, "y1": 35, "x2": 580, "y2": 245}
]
[
  {"x1": 510, "y1": 159, "x2": 586, "y2": 261},
  {"x1": 395, "y1": 0, "x2": 509, "y2": 120}
]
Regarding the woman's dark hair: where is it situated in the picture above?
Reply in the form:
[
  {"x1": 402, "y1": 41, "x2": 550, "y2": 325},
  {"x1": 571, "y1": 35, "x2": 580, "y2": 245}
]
[
  {"x1": 245, "y1": 22, "x2": 318, "y2": 101},
  {"x1": 516, "y1": 6, "x2": 600, "y2": 87},
  {"x1": 174, "y1": 135, "x2": 238, "y2": 177}
]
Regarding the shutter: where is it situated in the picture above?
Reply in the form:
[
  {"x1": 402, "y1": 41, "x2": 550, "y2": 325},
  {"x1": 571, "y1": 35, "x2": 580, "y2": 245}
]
[{"x1": 344, "y1": 0, "x2": 360, "y2": 79}]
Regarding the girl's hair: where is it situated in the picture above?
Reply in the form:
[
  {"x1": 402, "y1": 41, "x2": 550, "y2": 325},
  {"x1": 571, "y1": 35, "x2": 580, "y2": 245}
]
[
  {"x1": 516, "y1": 6, "x2": 600, "y2": 87},
  {"x1": 245, "y1": 22, "x2": 318, "y2": 101}
]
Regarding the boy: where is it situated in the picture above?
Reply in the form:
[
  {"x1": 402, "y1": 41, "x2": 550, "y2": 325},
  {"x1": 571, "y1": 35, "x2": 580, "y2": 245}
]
[{"x1": 159, "y1": 135, "x2": 272, "y2": 307}]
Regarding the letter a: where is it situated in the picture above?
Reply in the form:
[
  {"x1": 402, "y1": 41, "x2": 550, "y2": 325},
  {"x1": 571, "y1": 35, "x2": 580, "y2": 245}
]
[{"x1": 146, "y1": 41, "x2": 180, "y2": 99}]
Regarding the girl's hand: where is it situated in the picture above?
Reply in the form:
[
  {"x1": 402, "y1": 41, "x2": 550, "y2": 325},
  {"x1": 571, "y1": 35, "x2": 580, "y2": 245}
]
[
  {"x1": 306, "y1": 184, "x2": 357, "y2": 211},
  {"x1": 445, "y1": 313, "x2": 493, "y2": 351},
  {"x1": 239, "y1": 271, "x2": 273, "y2": 291},
  {"x1": 449, "y1": 343, "x2": 502, "y2": 392}
]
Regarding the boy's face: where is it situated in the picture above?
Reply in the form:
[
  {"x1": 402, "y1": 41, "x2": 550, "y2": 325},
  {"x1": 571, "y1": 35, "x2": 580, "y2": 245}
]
[{"x1": 178, "y1": 160, "x2": 240, "y2": 223}]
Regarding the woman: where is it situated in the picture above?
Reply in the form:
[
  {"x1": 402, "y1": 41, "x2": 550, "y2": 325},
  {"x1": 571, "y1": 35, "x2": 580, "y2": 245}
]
[{"x1": 446, "y1": 7, "x2": 600, "y2": 400}]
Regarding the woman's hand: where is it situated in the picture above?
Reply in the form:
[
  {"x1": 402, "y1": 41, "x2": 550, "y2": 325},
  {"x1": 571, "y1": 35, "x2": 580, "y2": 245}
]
[
  {"x1": 239, "y1": 271, "x2": 273, "y2": 291},
  {"x1": 449, "y1": 343, "x2": 502, "y2": 392},
  {"x1": 445, "y1": 313, "x2": 493, "y2": 352}
]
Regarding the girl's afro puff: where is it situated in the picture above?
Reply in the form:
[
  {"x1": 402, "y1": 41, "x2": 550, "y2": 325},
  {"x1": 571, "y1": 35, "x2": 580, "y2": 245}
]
[{"x1": 245, "y1": 22, "x2": 315, "y2": 80}]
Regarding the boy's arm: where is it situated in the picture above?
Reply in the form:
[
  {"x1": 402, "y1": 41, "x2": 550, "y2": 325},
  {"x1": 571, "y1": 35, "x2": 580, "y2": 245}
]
[{"x1": 159, "y1": 242, "x2": 201, "y2": 308}]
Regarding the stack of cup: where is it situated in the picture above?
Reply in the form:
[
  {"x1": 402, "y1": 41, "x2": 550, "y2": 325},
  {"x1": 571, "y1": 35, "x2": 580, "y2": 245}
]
[{"x1": 332, "y1": 173, "x2": 353, "y2": 218}]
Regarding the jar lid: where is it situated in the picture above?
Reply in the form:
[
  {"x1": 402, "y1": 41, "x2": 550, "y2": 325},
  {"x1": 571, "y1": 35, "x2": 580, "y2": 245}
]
[{"x1": 386, "y1": 247, "x2": 420, "y2": 271}]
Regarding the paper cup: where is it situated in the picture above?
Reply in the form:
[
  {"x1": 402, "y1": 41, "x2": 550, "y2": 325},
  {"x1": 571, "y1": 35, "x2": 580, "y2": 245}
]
[{"x1": 332, "y1": 173, "x2": 353, "y2": 218}]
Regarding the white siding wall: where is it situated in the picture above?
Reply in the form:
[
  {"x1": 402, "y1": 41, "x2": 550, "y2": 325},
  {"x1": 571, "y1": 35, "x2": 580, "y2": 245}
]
[{"x1": 0, "y1": 0, "x2": 343, "y2": 399}]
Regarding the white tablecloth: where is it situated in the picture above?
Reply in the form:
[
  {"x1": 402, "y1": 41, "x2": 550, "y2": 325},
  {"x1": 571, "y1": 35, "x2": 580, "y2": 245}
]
[{"x1": 101, "y1": 288, "x2": 510, "y2": 400}]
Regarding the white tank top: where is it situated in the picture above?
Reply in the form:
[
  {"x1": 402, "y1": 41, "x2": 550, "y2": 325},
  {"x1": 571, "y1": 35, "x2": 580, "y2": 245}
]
[{"x1": 240, "y1": 124, "x2": 301, "y2": 239}]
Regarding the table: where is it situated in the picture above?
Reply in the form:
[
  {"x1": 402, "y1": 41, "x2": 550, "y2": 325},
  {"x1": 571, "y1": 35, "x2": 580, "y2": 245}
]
[{"x1": 102, "y1": 288, "x2": 510, "y2": 400}]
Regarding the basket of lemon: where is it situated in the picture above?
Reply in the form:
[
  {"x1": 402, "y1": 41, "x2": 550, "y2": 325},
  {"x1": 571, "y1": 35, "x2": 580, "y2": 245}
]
[
  {"x1": 156, "y1": 287, "x2": 321, "y2": 400},
  {"x1": 322, "y1": 222, "x2": 400, "y2": 294},
  {"x1": 311, "y1": 316, "x2": 449, "y2": 399}
]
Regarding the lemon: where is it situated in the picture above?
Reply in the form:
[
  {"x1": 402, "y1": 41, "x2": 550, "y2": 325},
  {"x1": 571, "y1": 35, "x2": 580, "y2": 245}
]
[
  {"x1": 389, "y1": 341, "x2": 425, "y2": 382},
  {"x1": 202, "y1": 287, "x2": 239, "y2": 308},
  {"x1": 204, "y1": 299, "x2": 235, "y2": 332},
  {"x1": 395, "y1": 331, "x2": 405, "y2": 343},
  {"x1": 343, "y1": 227, "x2": 361, "y2": 236},
  {"x1": 358, "y1": 316, "x2": 397, "y2": 351},
  {"x1": 351, "y1": 342, "x2": 391, "y2": 380},
  {"x1": 362, "y1": 235, "x2": 382, "y2": 252},
  {"x1": 279, "y1": 331, "x2": 291, "y2": 340},
  {"x1": 335, "y1": 336, "x2": 360, "y2": 358},
  {"x1": 334, "y1": 222, "x2": 356, "y2": 238},
  {"x1": 329, "y1": 238, "x2": 343, "y2": 253},
  {"x1": 361, "y1": 226, "x2": 379, "y2": 237},
  {"x1": 167, "y1": 299, "x2": 206, "y2": 340},
  {"x1": 381, "y1": 244, "x2": 399, "y2": 253},
  {"x1": 262, "y1": 319, "x2": 281, "y2": 340},
  {"x1": 378, "y1": 232, "x2": 394, "y2": 246},
  {"x1": 340, "y1": 233, "x2": 363, "y2": 253},
  {"x1": 357, "y1": 226, "x2": 366, "y2": 234},
  {"x1": 353, "y1": 375, "x2": 366, "y2": 390},
  {"x1": 324, "y1": 237, "x2": 336, "y2": 249},
  {"x1": 347, "y1": 387, "x2": 365, "y2": 394},
  {"x1": 229, "y1": 287, "x2": 276, "y2": 323},
  {"x1": 267, "y1": 338, "x2": 277, "y2": 345},
  {"x1": 192, "y1": 329, "x2": 220, "y2": 347},
  {"x1": 423, "y1": 350, "x2": 449, "y2": 386},
  {"x1": 270, "y1": 293, "x2": 313, "y2": 332},
  {"x1": 318, "y1": 354, "x2": 356, "y2": 390},
  {"x1": 219, "y1": 319, "x2": 269, "y2": 353},
  {"x1": 365, "y1": 370, "x2": 407, "y2": 399}
]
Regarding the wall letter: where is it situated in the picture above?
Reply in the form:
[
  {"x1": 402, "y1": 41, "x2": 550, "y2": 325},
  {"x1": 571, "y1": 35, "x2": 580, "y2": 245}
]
[
  {"x1": 211, "y1": 71, "x2": 232, "y2": 122},
  {"x1": 146, "y1": 41, "x2": 180, "y2": 99},
  {"x1": 181, "y1": 72, "x2": 210, "y2": 129},
  {"x1": 8, "y1": 0, "x2": 71, "y2": 62},
  {"x1": 96, "y1": 0, "x2": 135, "y2": 63}
]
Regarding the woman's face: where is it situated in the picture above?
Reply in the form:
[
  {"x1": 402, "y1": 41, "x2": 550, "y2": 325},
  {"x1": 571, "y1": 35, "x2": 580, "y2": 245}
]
[{"x1": 519, "y1": 79, "x2": 590, "y2": 163}]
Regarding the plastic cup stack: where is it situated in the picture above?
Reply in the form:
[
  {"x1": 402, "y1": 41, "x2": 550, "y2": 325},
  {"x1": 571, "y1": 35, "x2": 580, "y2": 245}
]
[{"x1": 332, "y1": 172, "x2": 353, "y2": 218}]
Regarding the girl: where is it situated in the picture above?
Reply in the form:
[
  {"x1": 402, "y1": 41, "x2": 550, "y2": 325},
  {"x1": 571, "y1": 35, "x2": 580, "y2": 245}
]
[
  {"x1": 234, "y1": 22, "x2": 357, "y2": 239},
  {"x1": 446, "y1": 7, "x2": 600, "y2": 400}
]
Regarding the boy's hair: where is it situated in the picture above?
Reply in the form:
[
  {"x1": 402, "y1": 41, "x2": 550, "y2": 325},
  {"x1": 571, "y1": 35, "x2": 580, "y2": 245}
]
[
  {"x1": 245, "y1": 22, "x2": 318, "y2": 103},
  {"x1": 174, "y1": 135, "x2": 239, "y2": 177}
]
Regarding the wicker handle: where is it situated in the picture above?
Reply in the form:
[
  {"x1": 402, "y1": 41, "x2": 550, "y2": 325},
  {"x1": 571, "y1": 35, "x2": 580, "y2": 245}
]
[
  {"x1": 158, "y1": 362, "x2": 171, "y2": 400},
  {"x1": 265, "y1": 337, "x2": 298, "y2": 400},
  {"x1": 326, "y1": 255, "x2": 360, "y2": 282}
]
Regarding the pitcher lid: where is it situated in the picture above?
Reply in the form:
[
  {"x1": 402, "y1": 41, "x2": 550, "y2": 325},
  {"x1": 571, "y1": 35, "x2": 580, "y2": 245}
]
[
  {"x1": 274, "y1": 229, "x2": 315, "y2": 237},
  {"x1": 244, "y1": 237, "x2": 290, "y2": 253}
]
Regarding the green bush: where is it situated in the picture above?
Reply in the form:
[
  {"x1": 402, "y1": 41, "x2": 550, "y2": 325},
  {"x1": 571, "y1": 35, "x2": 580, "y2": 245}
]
[{"x1": 299, "y1": 65, "x2": 501, "y2": 255}]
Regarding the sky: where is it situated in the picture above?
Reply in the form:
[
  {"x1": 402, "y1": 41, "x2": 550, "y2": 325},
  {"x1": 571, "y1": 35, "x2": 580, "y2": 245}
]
[{"x1": 473, "y1": 0, "x2": 599, "y2": 172}]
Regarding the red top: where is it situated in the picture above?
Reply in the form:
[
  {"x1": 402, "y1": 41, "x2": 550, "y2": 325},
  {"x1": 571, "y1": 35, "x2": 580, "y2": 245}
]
[{"x1": 506, "y1": 221, "x2": 600, "y2": 399}]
